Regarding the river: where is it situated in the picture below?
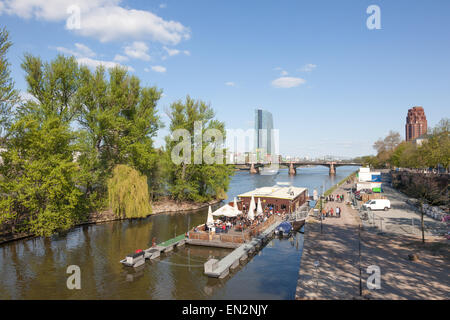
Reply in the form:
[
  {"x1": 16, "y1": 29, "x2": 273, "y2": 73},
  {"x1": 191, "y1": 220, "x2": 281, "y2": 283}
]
[{"x1": 0, "y1": 165, "x2": 358, "y2": 300}]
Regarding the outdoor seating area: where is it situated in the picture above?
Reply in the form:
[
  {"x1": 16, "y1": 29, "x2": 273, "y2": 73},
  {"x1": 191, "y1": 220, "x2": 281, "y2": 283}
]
[{"x1": 188, "y1": 194, "x2": 284, "y2": 246}]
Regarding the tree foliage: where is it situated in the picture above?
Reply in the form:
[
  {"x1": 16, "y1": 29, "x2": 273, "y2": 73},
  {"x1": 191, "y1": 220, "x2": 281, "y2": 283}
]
[
  {"x1": 0, "y1": 27, "x2": 18, "y2": 143},
  {"x1": 107, "y1": 165, "x2": 151, "y2": 219},
  {"x1": 165, "y1": 96, "x2": 234, "y2": 202},
  {"x1": 0, "y1": 29, "x2": 233, "y2": 238}
]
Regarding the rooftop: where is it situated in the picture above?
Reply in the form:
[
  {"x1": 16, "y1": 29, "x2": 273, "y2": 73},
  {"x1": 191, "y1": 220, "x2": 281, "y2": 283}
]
[{"x1": 238, "y1": 185, "x2": 307, "y2": 200}]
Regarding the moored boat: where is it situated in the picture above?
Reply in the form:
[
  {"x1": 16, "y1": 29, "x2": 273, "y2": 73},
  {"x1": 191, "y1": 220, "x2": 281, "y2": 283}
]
[
  {"x1": 120, "y1": 250, "x2": 145, "y2": 268},
  {"x1": 274, "y1": 221, "x2": 292, "y2": 237}
]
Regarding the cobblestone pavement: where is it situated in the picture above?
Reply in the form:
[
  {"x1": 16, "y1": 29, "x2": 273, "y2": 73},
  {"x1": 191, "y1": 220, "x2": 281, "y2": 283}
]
[{"x1": 296, "y1": 182, "x2": 449, "y2": 300}]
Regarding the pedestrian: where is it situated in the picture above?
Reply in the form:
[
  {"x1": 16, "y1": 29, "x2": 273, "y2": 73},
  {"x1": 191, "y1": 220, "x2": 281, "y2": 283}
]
[{"x1": 330, "y1": 208, "x2": 334, "y2": 217}]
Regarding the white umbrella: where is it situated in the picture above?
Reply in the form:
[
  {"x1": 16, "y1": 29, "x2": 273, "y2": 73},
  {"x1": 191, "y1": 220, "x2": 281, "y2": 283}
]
[
  {"x1": 248, "y1": 195, "x2": 256, "y2": 220},
  {"x1": 206, "y1": 205, "x2": 214, "y2": 225},
  {"x1": 233, "y1": 197, "x2": 238, "y2": 212},
  {"x1": 213, "y1": 204, "x2": 242, "y2": 217},
  {"x1": 257, "y1": 198, "x2": 263, "y2": 216}
]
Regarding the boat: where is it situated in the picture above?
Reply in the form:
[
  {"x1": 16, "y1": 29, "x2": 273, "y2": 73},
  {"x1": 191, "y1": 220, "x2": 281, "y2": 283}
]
[
  {"x1": 259, "y1": 167, "x2": 279, "y2": 175},
  {"x1": 274, "y1": 221, "x2": 292, "y2": 237},
  {"x1": 120, "y1": 250, "x2": 145, "y2": 268}
]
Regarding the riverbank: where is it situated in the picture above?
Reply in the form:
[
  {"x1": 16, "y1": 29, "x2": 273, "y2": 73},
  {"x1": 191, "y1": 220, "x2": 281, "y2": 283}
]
[
  {"x1": 0, "y1": 198, "x2": 223, "y2": 246},
  {"x1": 296, "y1": 179, "x2": 449, "y2": 299}
]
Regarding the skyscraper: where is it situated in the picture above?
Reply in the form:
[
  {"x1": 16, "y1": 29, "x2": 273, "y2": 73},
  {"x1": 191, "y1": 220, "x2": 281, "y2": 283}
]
[
  {"x1": 405, "y1": 106, "x2": 427, "y2": 141},
  {"x1": 254, "y1": 109, "x2": 274, "y2": 156}
]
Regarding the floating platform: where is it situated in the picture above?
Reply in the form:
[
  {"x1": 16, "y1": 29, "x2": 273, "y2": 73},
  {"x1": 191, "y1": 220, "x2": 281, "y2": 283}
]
[
  {"x1": 120, "y1": 234, "x2": 186, "y2": 268},
  {"x1": 204, "y1": 220, "x2": 282, "y2": 278}
]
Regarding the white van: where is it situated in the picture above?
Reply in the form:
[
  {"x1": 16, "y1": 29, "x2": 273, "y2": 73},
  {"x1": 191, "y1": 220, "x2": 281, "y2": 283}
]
[{"x1": 362, "y1": 199, "x2": 391, "y2": 211}]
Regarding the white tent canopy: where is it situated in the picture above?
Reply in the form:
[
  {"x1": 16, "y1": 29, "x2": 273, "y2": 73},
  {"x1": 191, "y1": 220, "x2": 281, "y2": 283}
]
[
  {"x1": 212, "y1": 204, "x2": 242, "y2": 218},
  {"x1": 256, "y1": 198, "x2": 263, "y2": 216},
  {"x1": 248, "y1": 195, "x2": 256, "y2": 220},
  {"x1": 206, "y1": 205, "x2": 214, "y2": 225}
]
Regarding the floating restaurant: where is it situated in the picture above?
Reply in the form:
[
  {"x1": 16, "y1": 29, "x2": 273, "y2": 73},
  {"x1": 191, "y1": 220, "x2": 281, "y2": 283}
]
[
  {"x1": 187, "y1": 185, "x2": 309, "y2": 248},
  {"x1": 237, "y1": 185, "x2": 309, "y2": 214}
]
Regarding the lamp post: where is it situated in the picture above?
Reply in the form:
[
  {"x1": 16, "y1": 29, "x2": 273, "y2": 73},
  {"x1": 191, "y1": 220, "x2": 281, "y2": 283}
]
[{"x1": 320, "y1": 185, "x2": 323, "y2": 234}]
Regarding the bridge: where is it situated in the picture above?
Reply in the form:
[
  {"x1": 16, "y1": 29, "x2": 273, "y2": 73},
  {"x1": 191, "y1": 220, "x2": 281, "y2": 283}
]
[{"x1": 235, "y1": 161, "x2": 361, "y2": 175}]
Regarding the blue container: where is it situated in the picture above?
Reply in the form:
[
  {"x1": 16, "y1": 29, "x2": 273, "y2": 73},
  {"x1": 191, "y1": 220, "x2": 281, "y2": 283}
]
[{"x1": 371, "y1": 174, "x2": 381, "y2": 182}]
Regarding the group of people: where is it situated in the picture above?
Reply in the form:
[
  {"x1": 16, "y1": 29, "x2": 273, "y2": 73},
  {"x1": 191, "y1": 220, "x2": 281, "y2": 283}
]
[
  {"x1": 321, "y1": 206, "x2": 342, "y2": 218},
  {"x1": 325, "y1": 193, "x2": 344, "y2": 203}
]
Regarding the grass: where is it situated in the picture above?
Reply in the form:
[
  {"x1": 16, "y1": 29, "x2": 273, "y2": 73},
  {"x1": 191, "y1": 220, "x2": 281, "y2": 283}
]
[{"x1": 315, "y1": 170, "x2": 358, "y2": 209}]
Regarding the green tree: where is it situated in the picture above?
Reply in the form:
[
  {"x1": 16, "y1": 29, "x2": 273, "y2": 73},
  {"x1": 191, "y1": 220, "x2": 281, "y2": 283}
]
[
  {"x1": 0, "y1": 111, "x2": 83, "y2": 236},
  {"x1": 76, "y1": 65, "x2": 163, "y2": 204},
  {"x1": 108, "y1": 164, "x2": 151, "y2": 219},
  {"x1": 0, "y1": 27, "x2": 19, "y2": 144},
  {"x1": 165, "y1": 96, "x2": 234, "y2": 202}
]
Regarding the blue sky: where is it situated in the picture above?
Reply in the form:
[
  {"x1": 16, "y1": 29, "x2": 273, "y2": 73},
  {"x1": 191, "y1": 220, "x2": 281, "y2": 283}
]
[{"x1": 1, "y1": 0, "x2": 449, "y2": 158}]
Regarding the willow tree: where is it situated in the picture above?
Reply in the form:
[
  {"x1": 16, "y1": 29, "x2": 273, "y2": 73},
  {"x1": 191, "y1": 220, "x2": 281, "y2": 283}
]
[{"x1": 108, "y1": 164, "x2": 151, "y2": 219}]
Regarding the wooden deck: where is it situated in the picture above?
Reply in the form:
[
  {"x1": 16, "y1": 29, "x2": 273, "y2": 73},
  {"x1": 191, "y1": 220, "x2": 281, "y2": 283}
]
[{"x1": 204, "y1": 218, "x2": 282, "y2": 278}]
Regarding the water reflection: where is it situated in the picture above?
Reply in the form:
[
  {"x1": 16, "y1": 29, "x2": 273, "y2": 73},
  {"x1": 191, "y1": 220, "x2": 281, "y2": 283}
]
[{"x1": 0, "y1": 166, "x2": 358, "y2": 300}]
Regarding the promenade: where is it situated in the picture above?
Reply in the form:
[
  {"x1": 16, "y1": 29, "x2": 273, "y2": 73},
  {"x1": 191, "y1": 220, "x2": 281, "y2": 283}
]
[{"x1": 296, "y1": 181, "x2": 449, "y2": 300}]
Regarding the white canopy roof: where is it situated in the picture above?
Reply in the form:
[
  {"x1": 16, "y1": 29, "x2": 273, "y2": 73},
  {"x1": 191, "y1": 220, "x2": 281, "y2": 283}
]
[{"x1": 212, "y1": 204, "x2": 242, "y2": 217}]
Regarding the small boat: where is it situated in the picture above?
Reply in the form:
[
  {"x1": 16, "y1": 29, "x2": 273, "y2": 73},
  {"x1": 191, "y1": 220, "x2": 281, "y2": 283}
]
[
  {"x1": 274, "y1": 221, "x2": 292, "y2": 237},
  {"x1": 259, "y1": 167, "x2": 279, "y2": 175},
  {"x1": 120, "y1": 250, "x2": 145, "y2": 268}
]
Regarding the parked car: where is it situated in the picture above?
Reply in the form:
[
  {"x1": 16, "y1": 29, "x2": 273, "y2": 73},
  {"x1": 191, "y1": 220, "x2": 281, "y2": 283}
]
[{"x1": 362, "y1": 199, "x2": 391, "y2": 211}]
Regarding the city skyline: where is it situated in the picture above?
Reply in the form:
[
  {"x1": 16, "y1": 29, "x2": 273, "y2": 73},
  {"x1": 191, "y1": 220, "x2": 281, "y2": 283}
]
[{"x1": 1, "y1": 0, "x2": 449, "y2": 158}]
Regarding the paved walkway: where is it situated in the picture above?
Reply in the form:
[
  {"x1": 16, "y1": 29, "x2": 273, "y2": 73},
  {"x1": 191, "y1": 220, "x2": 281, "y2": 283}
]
[
  {"x1": 296, "y1": 184, "x2": 361, "y2": 299},
  {"x1": 296, "y1": 182, "x2": 450, "y2": 300}
]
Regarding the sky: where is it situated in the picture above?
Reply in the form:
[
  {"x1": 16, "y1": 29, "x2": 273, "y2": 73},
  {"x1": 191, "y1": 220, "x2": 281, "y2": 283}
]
[{"x1": 1, "y1": 0, "x2": 449, "y2": 158}]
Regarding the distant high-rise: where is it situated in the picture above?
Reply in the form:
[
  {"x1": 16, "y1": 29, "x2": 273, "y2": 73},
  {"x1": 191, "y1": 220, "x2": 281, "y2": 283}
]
[
  {"x1": 405, "y1": 106, "x2": 427, "y2": 141},
  {"x1": 254, "y1": 109, "x2": 274, "y2": 156}
]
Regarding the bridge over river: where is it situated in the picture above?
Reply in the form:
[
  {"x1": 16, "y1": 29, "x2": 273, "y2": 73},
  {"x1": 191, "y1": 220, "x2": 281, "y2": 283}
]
[{"x1": 235, "y1": 161, "x2": 361, "y2": 175}]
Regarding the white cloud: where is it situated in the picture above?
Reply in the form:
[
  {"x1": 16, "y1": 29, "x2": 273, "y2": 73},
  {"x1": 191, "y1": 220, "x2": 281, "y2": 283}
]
[
  {"x1": 74, "y1": 43, "x2": 96, "y2": 57},
  {"x1": 159, "y1": 3, "x2": 167, "y2": 9},
  {"x1": 225, "y1": 82, "x2": 235, "y2": 87},
  {"x1": 113, "y1": 54, "x2": 129, "y2": 62},
  {"x1": 163, "y1": 46, "x2": 180, "y2": 56},
  {"x1": 271, "y1": 77, "x2": 306, "y2": 88},
  {"x1": 124, "y1": 41, "x2": 151, "y2": 61},
  {"x1": 163, "y1": 46, "x2": 190, "y2": 57},
  {"x1": 151, "y1": 65, "x2": 166, "y2": 73},
  {"x1": 55, "y1": 43, "x2": 95, "y2": 58},
  {"x1": 54, "y1": 43, "x2": 133, "y2": 71},
  {"x1": 0, "y1": 0, "x2": 190, "y2": 44},
  {"x1": 77, "y1": 57, "x2": 134, "y2": 72},
  {"x1": 280, "y1": 70, "x2": 288, "y2": 76},
  {"x1": 299, "y1": 63, "x2": 317, "y2": 72}
]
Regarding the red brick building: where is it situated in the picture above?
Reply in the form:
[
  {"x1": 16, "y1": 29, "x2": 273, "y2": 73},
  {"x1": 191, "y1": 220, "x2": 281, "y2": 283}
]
[{"x1": 405, "y1": 106, "x2": 427, "y2": 141}]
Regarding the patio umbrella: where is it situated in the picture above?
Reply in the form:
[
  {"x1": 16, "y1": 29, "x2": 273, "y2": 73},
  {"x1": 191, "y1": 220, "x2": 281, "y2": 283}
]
[
  {"x1": 206, "y1": 205, "x2": 214, "y2": 225},
  {"x1": 213, "y1": 204, "x2": 241, "y2": 217},
  {"x1": 248, "y1": 195, "x2": 256, "y2": 220},
  {"x1": 233, "y1": 197, "x2": 238, "y2": 212},
  {"x1": 257, "y1": 198, "x2": 263, "y2": 216}
]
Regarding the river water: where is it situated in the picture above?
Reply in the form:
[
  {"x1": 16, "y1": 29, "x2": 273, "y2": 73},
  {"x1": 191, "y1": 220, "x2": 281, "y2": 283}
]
[{"x1": 0, "y1": 166, "x2": 358, "y2": 300}]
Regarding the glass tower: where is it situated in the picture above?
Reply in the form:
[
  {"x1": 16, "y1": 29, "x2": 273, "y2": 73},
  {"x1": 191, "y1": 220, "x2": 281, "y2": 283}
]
[{"x1": 254, "y1": 109, "x2": 274, "y2": 157}]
